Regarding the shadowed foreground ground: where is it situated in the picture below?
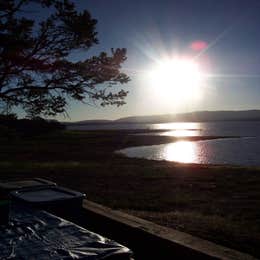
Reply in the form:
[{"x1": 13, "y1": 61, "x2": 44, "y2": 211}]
[{"x1": 0, "y1": 130, "x2": 260, "y2": 257}]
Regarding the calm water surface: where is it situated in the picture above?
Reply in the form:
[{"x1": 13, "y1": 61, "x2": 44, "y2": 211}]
[
  {"x1": 68, "y1": 121, "x2": 260, "y2": 166},
  {"x1": 116, "y1": 121, "x2": 260, "y2": 166}
]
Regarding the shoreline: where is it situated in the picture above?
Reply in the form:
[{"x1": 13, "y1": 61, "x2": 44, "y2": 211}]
[{"x1": 1, "y1": 130, "x2": 260, "y2": 257}]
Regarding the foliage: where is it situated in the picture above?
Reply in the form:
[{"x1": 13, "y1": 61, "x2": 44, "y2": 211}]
[
  {"x1": 0, "y1": 0, "x2": 130, "y2": 117},
  {"x1": 0, "y1": 114, "x2": 65, "y2": 136}
]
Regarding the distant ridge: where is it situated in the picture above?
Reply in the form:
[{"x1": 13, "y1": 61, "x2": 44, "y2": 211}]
[
  {"x1": 115, "y1": 110, "x2": 260, "y2": 123},
  {"x1": 66, "y1": 110, "x2": 260, "y2": 124},
  {"x1": 65, "y1": 119, "x2": 112, "y2": 125}
]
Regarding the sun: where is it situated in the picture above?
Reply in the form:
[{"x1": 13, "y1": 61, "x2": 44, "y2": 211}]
[{"x1": 148, "y1": 58, "x2": 203, "y2": 103}]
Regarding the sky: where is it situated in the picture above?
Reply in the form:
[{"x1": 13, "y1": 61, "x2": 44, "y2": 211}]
[{"x1": 29, "y1": 0, "x2": 260, "y2": 121}]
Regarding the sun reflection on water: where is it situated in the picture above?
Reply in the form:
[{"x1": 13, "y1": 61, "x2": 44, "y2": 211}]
[
  {"x1": 160, "y1": 129, "x2": 199, "y2": 137},
  {"x1": 164, "y1": 141, "x2": 196, "y2": 163},
  {"x1": 154, "y1": 122, "x2": 200, "y2": 130}
]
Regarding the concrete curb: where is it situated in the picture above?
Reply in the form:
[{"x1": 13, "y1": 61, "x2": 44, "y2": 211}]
[{"x1": 83, "y1": 200, "x2": 257, "y2": 260}]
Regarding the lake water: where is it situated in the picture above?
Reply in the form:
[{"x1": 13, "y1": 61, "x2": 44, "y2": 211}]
[{"x1": 68, "y1": 121, "x2": 260, "y2": 166}]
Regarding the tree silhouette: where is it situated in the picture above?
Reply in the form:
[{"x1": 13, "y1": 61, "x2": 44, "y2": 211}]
[{"x1": 0, "y1": 0, "x2": 130, "y2": 117}]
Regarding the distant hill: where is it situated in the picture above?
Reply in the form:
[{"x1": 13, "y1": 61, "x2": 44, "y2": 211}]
[
  {"x1": 115, "y1": 110, "x2": 260, "y2": 123},
  {"x1": 65, "y1": 110, "x2": 260, "y2": 124},
  {"x1": 64, "y1": 119, "x2": 112, "y2": 125}
]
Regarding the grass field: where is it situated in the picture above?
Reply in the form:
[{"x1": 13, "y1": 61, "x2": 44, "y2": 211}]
[{"x1": 1, "y1": 130, "x2": 260, "y2": 257}]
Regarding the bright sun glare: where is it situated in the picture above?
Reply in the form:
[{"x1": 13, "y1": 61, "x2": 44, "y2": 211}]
[{"x1": 148, "y1": 58, "x2": 203, "y2": 103}]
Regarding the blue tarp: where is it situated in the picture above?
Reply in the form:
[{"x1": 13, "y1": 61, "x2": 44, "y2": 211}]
[{"x1": 0, "y1": 205, "x2": 132, "y2": 259}]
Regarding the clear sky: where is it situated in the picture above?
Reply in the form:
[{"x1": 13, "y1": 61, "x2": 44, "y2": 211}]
[{"x1": 57, "y1": 0, "x2": 260, "y2": 121}]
